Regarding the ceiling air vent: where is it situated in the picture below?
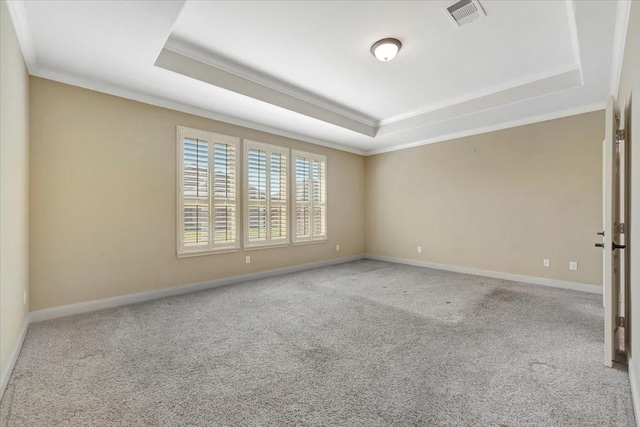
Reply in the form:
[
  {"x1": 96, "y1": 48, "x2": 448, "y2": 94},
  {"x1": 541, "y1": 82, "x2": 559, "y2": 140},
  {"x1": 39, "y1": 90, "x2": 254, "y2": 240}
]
[{"x1": 444, "y1": 0, "x2": 486, "y2": 27}]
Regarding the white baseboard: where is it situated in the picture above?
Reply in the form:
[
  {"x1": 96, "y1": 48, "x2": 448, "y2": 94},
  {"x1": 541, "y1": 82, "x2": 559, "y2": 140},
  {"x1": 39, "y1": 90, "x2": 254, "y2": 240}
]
[
  {"x1": 0, "y1": 318, "x2": 29, "y2": 402},
  {"x1": 629, "y1": 359, "x2": 640, "y2": 427},
  {"x1": 364, "y1": 254, "x2": 603, "y2": 294},
  {"x1": 30, "y1": 254, "x2": 365, "y2": 323},
  {"x1": 30, "y1": 253, "x2": 602, "y2": 324},
  {"x1": 1, "y1": 253, "x2": 608, "y2": 405}
]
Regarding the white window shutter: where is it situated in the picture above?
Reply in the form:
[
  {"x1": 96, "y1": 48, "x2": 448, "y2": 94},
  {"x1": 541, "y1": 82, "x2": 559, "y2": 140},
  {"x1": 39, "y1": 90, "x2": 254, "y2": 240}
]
[
  {"x1": 270, "y1": 152, "x2": 287, "y2": 240},
  {"x1": 244, "y1": 140, "x2": 289, "y2": 248},
  {"x1": 312, "y1": 159, "x2": 326, "y2": 239},
  {"x1": 182, "y1": 136, "x2": 210, "y2": 249},
  {"x1": 177, "y1": 127, "x2": 239, "y2": 256},
  {"x1": 212, "y1": 138, "x2": 238, "y2": 247},
  {"x1": 247, "y1": 147, "x2": 267, "y2": 242},
  {"x1": 293, "y1": 150, "x2": 327, "y2": 243},
  {"x1": 295, "y1": 156, "x2": 310, "y2": 239}
]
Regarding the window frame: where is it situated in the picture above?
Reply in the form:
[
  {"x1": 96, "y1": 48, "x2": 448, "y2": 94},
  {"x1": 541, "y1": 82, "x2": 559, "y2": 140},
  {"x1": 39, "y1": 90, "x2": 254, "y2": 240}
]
[
  {"x1": 292, "y1": 150, "x2": 327, "y2": 245},
  {"x1": 176, "y1": 126, "x2": 240, "y2": 257},
  {"x1": 243, "y1": 139, "x2": 290, "y2": 249}
]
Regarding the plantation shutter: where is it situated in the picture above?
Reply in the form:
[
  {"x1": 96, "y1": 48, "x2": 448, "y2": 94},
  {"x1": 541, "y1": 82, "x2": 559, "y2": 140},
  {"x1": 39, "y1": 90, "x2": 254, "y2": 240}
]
[
  {"x1": 270, "y1": 152, "x2": 287, "y2": 241},
  {"x1": 293, "y1": 150, "x2": 327, "y2": 243},
  {"x1": 312, "y1": 159, "x2": 326, "y2": 239},
  {"x1": 212, "y1": 140, "x2": 237, "y2": 247},
  {"x1": 247, "y1": 148, "x2": 268, "y2": 242},
  {"x1": 182, "y1": 137, "x2": 209, "y2": 249},
  {"x1": 178, "y1": 127, "x2": 239, "y2": 256},
  {"x1": 244, "y1": 140, "x2": 289, "y2": 247},
  {"x1": 295, "y1": 156, "x2": 311, "y2": 239}
]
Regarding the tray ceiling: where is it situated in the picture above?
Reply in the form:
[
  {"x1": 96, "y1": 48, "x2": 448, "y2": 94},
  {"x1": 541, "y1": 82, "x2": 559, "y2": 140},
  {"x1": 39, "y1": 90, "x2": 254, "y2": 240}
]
[{"x1": 7, "y1": 0, "x2": 628, "y2": 154}]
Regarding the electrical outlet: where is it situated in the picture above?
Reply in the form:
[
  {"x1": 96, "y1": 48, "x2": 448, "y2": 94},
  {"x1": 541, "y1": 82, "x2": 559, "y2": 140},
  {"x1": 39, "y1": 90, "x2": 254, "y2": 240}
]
[
  {"x1": 245, "y1": 256, "x2": 251, "y2": 264},
  {"x1": 336, "y1": 244, "x2": 340, "y2": 251},
  {"x1": 569, "y1": 261, "x2": 578, "y2": 271},
  {"x1": 24, "y1": 290, "x2": 27, "y2": 305},
  {"x1": 417, "y1": 246, "x2": 422, "y2": 254},
  {"x1": 543, "y1": 259, "x2": 550, "y2": 267}
]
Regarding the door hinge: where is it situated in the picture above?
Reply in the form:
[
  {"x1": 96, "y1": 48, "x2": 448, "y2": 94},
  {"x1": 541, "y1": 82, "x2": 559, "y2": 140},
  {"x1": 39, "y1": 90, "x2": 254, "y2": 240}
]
[
  {"x1": 616, "y1": 316, "x2": 626, "y2": 328},
  {"x1": 616, "y1": 129, "x2": 625, "y2": 143},
  {"x1": 620, "y1": 223, "x2": 625, "y2": 234}
]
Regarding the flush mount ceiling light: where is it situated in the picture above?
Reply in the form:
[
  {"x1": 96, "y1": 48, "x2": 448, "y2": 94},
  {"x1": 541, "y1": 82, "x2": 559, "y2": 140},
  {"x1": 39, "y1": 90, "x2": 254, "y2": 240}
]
[{"x1": 371, "y1": 38, "x2": 402, "y2": 62}]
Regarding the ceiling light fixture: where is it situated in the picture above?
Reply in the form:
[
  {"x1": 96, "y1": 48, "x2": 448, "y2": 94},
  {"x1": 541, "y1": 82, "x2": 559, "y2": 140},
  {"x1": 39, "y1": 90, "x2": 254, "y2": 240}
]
[{"x1": 371, "y1": 38, "x2": 402, "y2": 62}]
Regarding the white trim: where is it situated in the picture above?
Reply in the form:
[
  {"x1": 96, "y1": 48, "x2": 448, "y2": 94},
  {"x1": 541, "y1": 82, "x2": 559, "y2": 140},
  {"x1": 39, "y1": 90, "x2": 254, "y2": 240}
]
[
  {"x1": 176, "y1": 127, "x2": 241, "y2": 256},
  {"x1": 243, "y1": 243, "x2": 290, "y2": 251},
  {"x1": 31, "y1": 69, "x2": 366, "y2": 156},
  {"x1": 30, "y1": 70, "x2": 605, "y2": 158},
  {"x1": 610, "y1": 0, "x2": 632, "y2": 97},
  {"x1": 0, "y1": 318, "x2": 29, "y2": 401},
  {"x1": 155, "y1": 48, "x2": 375, "y2": 137},
  {"x1": 20, "y1": 254, "x2": 605, "y2": 324},
  {"x1": 629, "y1": 359, "x2": 640, "y2": 427},
  {"x1": 292, "y1": 239, "x2": 328, "y2": 247},
  {"x1": 29, "y1": 255, "x2": 365, "y2": 323},
  {"x1": 27, "y1": 254, "x2": 605, "y2": 324},
  {"x1": 164, "y1": 37, "x2": 378, "y2": 129},
  {"x1": 565, "y1": 1, "x2": 584, "y2": 85},
  {"x1": 364, "y1": 254, "x2": 603, "y2": 294},
  {"x1": 243, "y1": 139, "x2": 291, "y2": 248},
  {"x1": 292, "y1": 150, "x2": 327, "y2": 243},
  {"x1": 366, "y1": 102, "x2": 606, "y2": 156},
  {"x1": 176, "y1": 248, "x2": 239, "y2": 258},
  {"x1": 378, "y1": 65, "x2": 581, "y2": 128},
  {"x1": 4, "y1": 0, "x2": 37, "y2": 73}
]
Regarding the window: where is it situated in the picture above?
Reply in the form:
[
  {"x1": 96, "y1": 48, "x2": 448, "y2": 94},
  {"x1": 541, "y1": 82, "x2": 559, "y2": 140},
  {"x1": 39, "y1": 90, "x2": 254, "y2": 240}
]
[
  {"x1": 244, "y1": 140, "x2": 289, "y2": 248},
  {"x1": 293, "y1": 150, "x2": 327, "y2": 243},
  {"x1": 177, "y1": 127, "x2": 239, "y2": 256}
]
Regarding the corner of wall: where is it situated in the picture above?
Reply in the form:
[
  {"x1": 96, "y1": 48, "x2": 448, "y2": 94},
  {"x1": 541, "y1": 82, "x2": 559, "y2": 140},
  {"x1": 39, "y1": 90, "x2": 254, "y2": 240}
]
[
  {"x1": 0, "y1": 0, "x2": 31, "y2": 399},
  {"x1": 629, "y1": 358, "x2": 640, "y2": 427}
]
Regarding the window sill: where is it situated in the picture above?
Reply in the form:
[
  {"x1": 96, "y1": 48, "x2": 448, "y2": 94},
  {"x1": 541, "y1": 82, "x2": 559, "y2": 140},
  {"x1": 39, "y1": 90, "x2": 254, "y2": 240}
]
[
  {"x1": 243, "y1": 242, "x2": 290, "y2": 251},
  {"x1": 292, "y1": 239, "x2": 327, "y2": 247},
  {"x1": 177, "y1": 247, "x2": 239, "y2": 258}
]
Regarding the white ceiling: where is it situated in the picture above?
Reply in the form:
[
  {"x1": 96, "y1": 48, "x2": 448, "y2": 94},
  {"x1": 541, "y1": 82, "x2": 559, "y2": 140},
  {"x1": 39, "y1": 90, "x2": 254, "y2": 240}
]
[{"x1": 7, "y1": 0, "x2": 630, "y2": 155}]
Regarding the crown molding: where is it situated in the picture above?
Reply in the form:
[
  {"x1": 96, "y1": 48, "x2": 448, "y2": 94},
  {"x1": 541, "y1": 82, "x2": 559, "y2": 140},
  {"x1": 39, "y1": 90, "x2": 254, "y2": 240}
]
[
  {"x1": 565, "y1": 1, "x2": 584, "y2": 85},
  {"x1": 30, "y1": 69, "x2": 605, "y2": 158},
  {"x1": 378, "y1": 63, "x2": 581, "y2": 128},
  {"x1": 164, "y1": 37, "x2": 378, "y2": 129},
  {"x1": 610, "y1": 0, "x2": 632, "y2": 97},
  {"x1": 366, "y1": 101, "x2": 605, "y2": 156},
  {"x1": 5, "y1": 0, "x2": 621, "y2": 159},
  {"x1": 156, "y1": 48, "x2": 376, "y2": 137},
  {"x1": 160, "y1": 41, "x2": 586, "y2": 143},
  {"x1": 31, "y1": 68, "x2": 366, "y2": 156},
  {"x1": 377, "y1": 67, "x2": 582, "y2": 137},
  {"x1": 4, "y1": 0, "x2": 36, "y2": 73}
]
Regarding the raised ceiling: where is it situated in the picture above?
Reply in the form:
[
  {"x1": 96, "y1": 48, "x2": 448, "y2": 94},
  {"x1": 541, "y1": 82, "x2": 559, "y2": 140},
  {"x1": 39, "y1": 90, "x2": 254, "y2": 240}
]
[{"x1": 7, "y1": 1, "x2": 629, "y2": 154}]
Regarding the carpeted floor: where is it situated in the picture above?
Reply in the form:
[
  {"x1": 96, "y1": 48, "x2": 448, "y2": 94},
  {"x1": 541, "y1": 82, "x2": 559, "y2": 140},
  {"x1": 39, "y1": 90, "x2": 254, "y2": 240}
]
[{"x1": 0, "y1": 260, "x2": 635, "y2": 426}]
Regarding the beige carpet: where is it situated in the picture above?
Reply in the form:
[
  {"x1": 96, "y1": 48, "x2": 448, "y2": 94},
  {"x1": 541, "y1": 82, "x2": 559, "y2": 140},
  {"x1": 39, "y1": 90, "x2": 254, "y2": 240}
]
[{"x1": 0, "y1": 260, "x2": 635, "y2": 426}]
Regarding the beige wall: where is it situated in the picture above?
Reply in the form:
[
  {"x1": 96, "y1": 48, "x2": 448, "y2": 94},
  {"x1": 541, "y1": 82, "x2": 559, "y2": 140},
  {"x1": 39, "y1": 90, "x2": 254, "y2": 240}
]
[
  {"x1": 0, "y1": 0, "x2": 30, "y2": 374},
  {"x1": 365, "y1": 111, "x2": 604, "y2": 287},
  {"x1": 616, "y1": 1, "x2": 640, "y2": 403},
  {"x1": 29, "y1": 77, "x2": 365, "y2": 311}
]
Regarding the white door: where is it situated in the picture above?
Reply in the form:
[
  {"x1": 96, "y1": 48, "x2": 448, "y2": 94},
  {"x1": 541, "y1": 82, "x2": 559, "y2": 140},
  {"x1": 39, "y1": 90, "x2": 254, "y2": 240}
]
[{"x1": 601, "y1": 96, "x2": 626, "y2": 367}]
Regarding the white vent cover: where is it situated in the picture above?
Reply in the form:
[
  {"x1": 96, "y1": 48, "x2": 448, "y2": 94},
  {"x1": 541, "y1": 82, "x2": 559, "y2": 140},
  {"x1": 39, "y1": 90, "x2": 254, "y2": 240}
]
[{"x1": 444, "y1": 0, "x2": 486, "y2": 27}]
